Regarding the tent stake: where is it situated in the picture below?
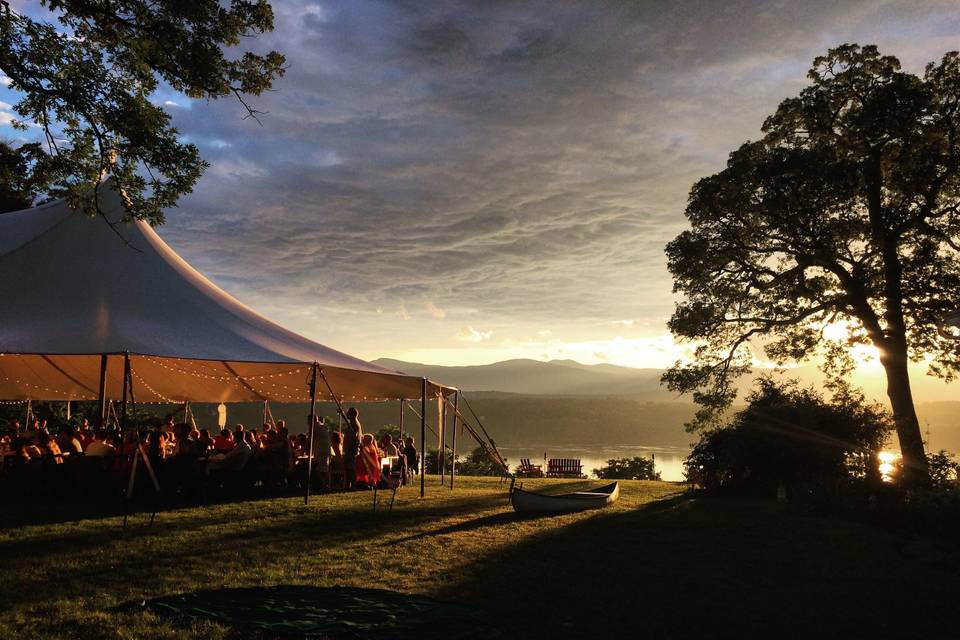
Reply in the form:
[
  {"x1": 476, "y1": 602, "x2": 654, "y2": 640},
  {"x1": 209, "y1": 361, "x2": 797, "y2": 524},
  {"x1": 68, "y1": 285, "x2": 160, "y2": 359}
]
[
  {"x1": 305, "y1": 363, "x2": 319, "y2": 505},
  {"x1": 450, "y1": 391, "x2": 458, "y2": 490},
  {"x1": 420, "y1": 378, "x2": 426, "y2": 498},
  {"x1": 97, "y1": 354, "x2": 108, "y2": 428}
]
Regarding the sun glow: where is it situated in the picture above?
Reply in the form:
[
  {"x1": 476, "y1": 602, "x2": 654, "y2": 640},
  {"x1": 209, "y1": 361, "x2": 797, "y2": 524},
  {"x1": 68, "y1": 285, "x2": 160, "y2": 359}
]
[
  {"x1": 820, "y1": 321, "x2": 883, "y2": 370},
  {"x1": 878, "y1": 451, "x2": 901, "y2": 483}
]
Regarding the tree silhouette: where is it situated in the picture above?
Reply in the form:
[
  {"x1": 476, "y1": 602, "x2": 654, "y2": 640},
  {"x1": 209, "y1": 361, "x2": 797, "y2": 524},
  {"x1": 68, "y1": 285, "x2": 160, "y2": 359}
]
[
  {"x1": 664, "y1": 44, "x2": 960, "y2": 484},
  {"x1": 0, "y1": 1, "x2": 284, "y2": 223}
]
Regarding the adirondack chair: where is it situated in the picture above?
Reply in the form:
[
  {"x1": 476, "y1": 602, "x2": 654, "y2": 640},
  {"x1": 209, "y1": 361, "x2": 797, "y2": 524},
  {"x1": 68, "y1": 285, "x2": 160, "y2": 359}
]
[
  {"x1": 517, "y1": 458, "x2": 543, "y2": 477},
  {"x1": 546, "y1": 458, "x2": 584, "y2": 478}
]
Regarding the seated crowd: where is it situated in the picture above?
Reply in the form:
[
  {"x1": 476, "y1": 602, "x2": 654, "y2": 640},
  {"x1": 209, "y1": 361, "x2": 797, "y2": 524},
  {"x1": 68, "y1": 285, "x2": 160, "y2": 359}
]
[{"x1": 0, "y1": 406, "x2": 419, "y2": 501}]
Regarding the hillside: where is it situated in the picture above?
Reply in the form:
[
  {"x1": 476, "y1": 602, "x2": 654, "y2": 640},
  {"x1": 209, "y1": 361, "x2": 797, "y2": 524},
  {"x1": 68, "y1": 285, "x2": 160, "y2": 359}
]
[{"x1": 373, "y1": 357, "x2": 668, "y2": 397}]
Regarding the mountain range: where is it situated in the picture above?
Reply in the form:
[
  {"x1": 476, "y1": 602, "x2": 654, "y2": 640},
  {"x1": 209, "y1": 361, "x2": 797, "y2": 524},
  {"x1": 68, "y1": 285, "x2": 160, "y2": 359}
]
[
  {"x1": 372, "y1": 357, "x2": 669, "y2": 397},
  {"x1": 373, "y1": 357, "x2": 960, "y2": 404}
]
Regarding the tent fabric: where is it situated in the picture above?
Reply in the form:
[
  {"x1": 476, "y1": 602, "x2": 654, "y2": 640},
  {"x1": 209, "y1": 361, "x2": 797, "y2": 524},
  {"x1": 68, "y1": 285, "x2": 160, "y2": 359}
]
[{"x1": 0, "y1": 185, "x2": 450, "y2": 402}]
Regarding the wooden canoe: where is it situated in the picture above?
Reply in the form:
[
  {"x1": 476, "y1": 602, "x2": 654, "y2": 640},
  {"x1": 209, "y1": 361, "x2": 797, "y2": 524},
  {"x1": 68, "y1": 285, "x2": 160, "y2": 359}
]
[{"x1": 510, "y1": 481, "x2": 620, "y2": 514}]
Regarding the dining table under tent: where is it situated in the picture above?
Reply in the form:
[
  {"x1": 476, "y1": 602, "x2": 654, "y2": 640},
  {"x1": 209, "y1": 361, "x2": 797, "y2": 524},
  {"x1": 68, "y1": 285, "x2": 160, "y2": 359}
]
[{"x1": 0, "y1": 182, "x2": 465, "y2": 500}]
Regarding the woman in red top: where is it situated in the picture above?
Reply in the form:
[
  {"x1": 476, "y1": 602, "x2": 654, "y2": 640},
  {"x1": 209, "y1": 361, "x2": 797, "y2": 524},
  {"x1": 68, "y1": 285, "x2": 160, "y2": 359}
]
[
  {"x1": 212, "y1": 428, "x2": 235, "y2": 453},
  {"x1": 355, "y1": 434, "x2": 381, "y2": 487}
]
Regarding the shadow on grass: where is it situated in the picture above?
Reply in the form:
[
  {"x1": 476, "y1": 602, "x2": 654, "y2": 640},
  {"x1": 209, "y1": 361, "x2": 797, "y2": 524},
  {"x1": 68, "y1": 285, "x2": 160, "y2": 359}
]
[
  {"x1": 0, "y1": 489, "x2": 514, "y2": 613},
  {"x1": 446, "y1": 494, "x2": 960, "y2": 638}
]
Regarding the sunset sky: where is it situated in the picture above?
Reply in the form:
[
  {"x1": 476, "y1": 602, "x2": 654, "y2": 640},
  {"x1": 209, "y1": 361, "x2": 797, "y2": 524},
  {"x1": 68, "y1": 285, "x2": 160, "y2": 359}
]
[{"x1": 5, "y1": 1, "x2": 960, "y2": 375}]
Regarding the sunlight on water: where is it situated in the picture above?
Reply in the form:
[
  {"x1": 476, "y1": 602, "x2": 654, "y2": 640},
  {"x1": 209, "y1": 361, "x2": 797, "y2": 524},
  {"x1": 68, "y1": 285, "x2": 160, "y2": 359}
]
[
  {"x1": 497, "y1": 445, "x2": 689, "y2": 481},
  {"x1": 878, "y1": 450, "x2": 900, "y2": 483}
]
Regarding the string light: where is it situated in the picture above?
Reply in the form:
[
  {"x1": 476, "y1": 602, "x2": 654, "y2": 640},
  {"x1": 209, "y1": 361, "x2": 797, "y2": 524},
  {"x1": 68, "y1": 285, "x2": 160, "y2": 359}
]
[
  {"x1": 130, "y1": 368, "x2": 180, "y2": 403},
  {"x1": 0, "y1": 374, "x2": 95, "y2": 400}
]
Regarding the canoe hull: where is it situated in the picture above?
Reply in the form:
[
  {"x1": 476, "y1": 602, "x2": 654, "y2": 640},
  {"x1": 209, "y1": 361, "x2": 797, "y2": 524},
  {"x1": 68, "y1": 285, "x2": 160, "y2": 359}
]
[{"x1": 510, "y1": 482, "x2": 620, "y2": 514}]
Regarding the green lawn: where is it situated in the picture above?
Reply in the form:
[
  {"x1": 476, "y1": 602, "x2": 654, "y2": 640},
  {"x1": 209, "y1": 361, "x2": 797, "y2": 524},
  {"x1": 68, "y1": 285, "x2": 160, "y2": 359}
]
[{"x1": 0, "y1": 476, "x2": 957, "y2": 639}]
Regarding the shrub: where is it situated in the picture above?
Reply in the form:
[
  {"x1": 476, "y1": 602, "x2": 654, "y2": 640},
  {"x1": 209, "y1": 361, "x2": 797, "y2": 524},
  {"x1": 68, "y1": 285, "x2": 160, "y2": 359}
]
[
  {"x1": 456, "y1": 446, "x2": 508, "y2": 477},
  {"x1": 684, "y1": 378, "x2": 892, "y2": 496},
  {"x1": 927, "y1": 450, "x2": 960, "y2": 490},
  {"x1": 594, "y1": 456, "x2": 661, "y2": 480}
]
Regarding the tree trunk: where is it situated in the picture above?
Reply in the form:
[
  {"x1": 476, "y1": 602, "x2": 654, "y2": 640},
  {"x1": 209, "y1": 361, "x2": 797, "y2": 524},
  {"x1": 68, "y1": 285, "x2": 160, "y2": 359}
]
[{"x1": 879, "y1": 339, "x2": 929, "y2": 486}]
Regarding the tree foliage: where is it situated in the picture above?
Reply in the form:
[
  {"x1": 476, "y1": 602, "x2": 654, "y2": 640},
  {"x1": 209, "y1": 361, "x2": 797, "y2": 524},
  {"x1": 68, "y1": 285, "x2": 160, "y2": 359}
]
[
  {"x1": 684, "y1": 377, "x2": 892, "y2": 494},
  {"x1": 593, "y1": 456, "x2": 661, "y2": 481},
  {"x1": 0, "y1": 139, "x2": 53, "y2": 211},
  {"x1": 0, "y1": 0, "x2": 285, "y2": 221},
  {"x1": 664, "y1": 44, "x2": 960, "y2": 481}
]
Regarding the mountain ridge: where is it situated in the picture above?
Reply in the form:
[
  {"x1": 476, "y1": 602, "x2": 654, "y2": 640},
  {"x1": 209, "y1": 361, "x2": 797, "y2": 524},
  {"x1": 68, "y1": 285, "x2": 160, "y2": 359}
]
[{"x1": 372, "y1": 357, "x2": 671, "y2": 397}]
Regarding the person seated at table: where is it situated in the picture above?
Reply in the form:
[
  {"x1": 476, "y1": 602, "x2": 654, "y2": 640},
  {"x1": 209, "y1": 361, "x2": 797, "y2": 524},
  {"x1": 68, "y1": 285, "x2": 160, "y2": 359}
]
[
  {"x1": 379, "y1": 433, "x2": 399, "y2": 457},
  {"x1": 56, "y1": 425, "x2": 84, "y2": 455},
  {"x1": 84, "y1": 429, "x2": 116, "y2": 457},
  {"x1": 23, "y1": 419, "x2": 42, "y2": 444},
  {"x1": 233, "y1": 423, "x2": 246, "y2": 443},
  {"x1": 171, "y1": 423, "x2": 199, "y2": 458},
  {"x1": 10, "y1": 438, "x2": 34, "y2": 462},
  {"x1": 213, "y1": 428, "x2": 235, "y2": 453},
  {"x1": 37, "y1": 431, "x2": 63, "y2": 463},
  {"x1": 146, "y1": 429, "x2": 167, "y2": 463},
  {"x1": 402, "y1": 436, "x2": 419, "y2": 475},
  {"x1": 196, "y1": 429, "x2": 214, "y2": 455},
  {"x1": 355, "y1": 433, "x2": 381, "y2": 488},
  {"x1": 207, "y1": 430, "x2": 253, "y2": 473},
  {"x1": 292, "y1": 433, "x2": 307, "y2": 456},
  {"x1": 77, "y1": 421, "x2": 95, "y2": 450}
]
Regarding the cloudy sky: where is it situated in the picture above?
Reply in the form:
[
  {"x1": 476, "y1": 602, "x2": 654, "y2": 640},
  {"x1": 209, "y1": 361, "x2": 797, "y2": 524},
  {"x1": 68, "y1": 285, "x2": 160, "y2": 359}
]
[{"x1": 5, "y1": 1, "x2": 960, "y2": 367}]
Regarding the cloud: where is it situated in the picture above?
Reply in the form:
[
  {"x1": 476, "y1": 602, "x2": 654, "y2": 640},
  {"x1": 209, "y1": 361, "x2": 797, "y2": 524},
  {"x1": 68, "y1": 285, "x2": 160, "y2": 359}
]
[
  {"x1": 455, "y1": 326, "x2": 493, "y2": 342},
  {"x1": 146, "y1": 0, "x2": 960, "y2": 362},
  {"x1": 425, "y1": 301, "x2": 447, "y2": 319}
]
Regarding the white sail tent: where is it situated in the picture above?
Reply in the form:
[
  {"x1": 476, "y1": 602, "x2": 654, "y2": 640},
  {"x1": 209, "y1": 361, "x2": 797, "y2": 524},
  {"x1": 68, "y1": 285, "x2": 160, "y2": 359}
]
[{"x1": 0, "y1": 184, "x2": 451, "y2": 406}]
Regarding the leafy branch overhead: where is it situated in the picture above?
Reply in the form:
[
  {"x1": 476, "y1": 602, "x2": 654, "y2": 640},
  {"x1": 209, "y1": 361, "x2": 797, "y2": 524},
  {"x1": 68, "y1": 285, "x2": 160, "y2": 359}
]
[
  {"x1": 0, "y1": 0, "x2": 285, "y2": 224},
  {"x1": 663, "y1": 44, "x2": 960, "y2": 482}
]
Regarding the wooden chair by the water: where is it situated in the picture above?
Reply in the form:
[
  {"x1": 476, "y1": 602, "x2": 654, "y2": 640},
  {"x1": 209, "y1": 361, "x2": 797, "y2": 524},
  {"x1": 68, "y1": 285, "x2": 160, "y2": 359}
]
[
  {"x1": 546, "y1": 458, "x2": 584, "y2": 478},
  {"x1": 517, "y1": 458, "x2": 543, "y2": 477}
]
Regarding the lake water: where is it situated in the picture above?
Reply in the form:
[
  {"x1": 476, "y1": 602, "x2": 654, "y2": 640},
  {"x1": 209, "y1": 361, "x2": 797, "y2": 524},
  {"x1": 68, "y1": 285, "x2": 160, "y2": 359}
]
[{"x1": 495, "y1": 444, "x2": 690, "y2": 481}]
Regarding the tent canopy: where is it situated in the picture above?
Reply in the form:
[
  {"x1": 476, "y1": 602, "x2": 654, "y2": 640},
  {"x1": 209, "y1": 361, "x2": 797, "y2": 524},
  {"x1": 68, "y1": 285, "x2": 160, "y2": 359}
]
[{"x1": 0, "y1": 185, "x2": 451, "y2": 403}]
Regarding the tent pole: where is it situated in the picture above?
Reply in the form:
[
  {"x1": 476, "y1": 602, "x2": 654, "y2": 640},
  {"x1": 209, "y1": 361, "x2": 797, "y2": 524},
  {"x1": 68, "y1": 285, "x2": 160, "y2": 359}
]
[
  {"x1": 120, "y1": 353, "x2": 130, "y2": 432},
  {"x1": 305, "y1": 363, "x2": 319, "y2": 505},
  {"x1": 263, "y1": 400, "x2": 268, "y2": 427},
  {"x1": 439, "y1": 392, "x2": 446, "y2": 483},
  {"x1": 450, "y1": 391, "x2": 458, "y2": 490},
  {"x1": 420, "y1": 378, "x2": 426, "y2": 498},
  {"x1": 398, "y1": 399, "x2": 404, "y2": 441},
  {"x1": 97, "y1": 354, "x2": 108, "y2": 428}
]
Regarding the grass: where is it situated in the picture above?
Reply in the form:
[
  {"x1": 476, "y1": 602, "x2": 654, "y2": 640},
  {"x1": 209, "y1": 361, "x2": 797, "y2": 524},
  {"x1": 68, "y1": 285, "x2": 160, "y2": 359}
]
[{"x1": 0, "y1": 476, "x2": 958, "y2": 639}]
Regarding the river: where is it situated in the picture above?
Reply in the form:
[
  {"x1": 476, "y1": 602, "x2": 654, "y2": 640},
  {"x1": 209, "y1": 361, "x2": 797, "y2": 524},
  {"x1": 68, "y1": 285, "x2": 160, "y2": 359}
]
[{"x1": 495, "y1": 444, "x2": 690, "y2": 481}]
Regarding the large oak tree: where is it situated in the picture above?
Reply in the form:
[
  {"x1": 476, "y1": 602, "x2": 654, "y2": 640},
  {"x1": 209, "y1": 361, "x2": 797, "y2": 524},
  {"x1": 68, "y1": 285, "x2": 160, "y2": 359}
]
[
  {"x1": 0, "y1": 0, "x2": 284, "y2": 223},
  {"x1": 664, "y1": 44, "x2": 960, "y2": 484}
]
